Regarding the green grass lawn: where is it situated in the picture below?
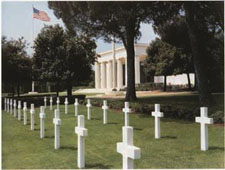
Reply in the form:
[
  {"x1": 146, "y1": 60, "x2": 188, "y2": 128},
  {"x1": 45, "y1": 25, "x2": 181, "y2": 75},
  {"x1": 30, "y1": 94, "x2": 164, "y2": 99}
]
[{"x1": 2, "y1": 104, "x2": 224, "y2": 169}]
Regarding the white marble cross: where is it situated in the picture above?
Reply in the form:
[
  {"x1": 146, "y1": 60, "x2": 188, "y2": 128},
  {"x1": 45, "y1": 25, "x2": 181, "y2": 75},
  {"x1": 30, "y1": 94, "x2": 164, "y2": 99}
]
[
  {"x1": 117, "y1": 126, "x2": 141, "y2": 169},
  {"x1": 75, "y1": 115, "x2": 88, "y2": 168},
  {"x1": 50, "y1": 97, "x2": 53, "y2": 110},
  {"x1": 151, "y1": 104, "x2": 164, "y2": 139},
  {"x1": 195, "y1": 107, "x2": 213, "y2": 151},
  {"x1": 23, "y1": 102, "x2": 27, "y2": 125},
  {"x1": 86, "y1": 99, "x2": 92, "y2": 120},
  {"x1": 74, "y1": 98, "x2": 79, "y2": 116},
  {"x1": 6, "y1": 98, "x2": 9, "y2": 113},
  {"x1": 56, "y1": 97, "x2": 60, "y2": 110},
  {"x1": 44, "y1": 96, "x2": 47, "y2": 109},
  {"x1": 53, "y1": 109, "x2": 61, "y2": 149},
  {"x1": 122, "y1": 102, "x2": 131, "y2": 126},
  {"x1": 4, "y1": 98, "x2": 7, "y2": 112},
  {"x1": 13, "y1": 100, "x2": 17, "y2": 117},
  {"x1": 102, "y1": 100, "x2": 109, "y2": 124},
  {"x1": 64, "y1": 97, "x2": 69, "y2": 114},
  {"x1": 30, "y1": 104, "x2": 35, "y2": 130},
  {"x1": 18, "y1": 101, "x2": 22, "y2": 120},
  {"x1": 40, "y1": 106, "x2": 46, "y2": 139},
  {"x1": 10, "y1": 99, "x2": 13, "y2": 114}
]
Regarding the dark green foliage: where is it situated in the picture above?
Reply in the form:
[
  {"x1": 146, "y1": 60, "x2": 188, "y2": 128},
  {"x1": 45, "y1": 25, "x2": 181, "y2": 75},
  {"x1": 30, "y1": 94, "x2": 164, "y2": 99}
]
[
  {"x1": 2, "y1": 36, "x2": 32, "y2": 96},
  {"x1": 48, "y1": 1, "x2": 180, "y2": 101},
  {"x1": 33, "y1": 25, "x2": 96, "y2": 96}
]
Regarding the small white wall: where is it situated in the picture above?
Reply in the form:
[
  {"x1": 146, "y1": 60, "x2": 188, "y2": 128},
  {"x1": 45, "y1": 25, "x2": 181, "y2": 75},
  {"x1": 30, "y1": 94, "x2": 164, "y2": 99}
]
[{"x1": 154, "y1": 73, "x2": 195, "y2": 85}]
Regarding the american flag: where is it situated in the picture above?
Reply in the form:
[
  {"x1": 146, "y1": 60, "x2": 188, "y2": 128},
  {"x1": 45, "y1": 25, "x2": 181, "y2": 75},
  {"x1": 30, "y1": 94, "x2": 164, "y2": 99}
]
[{"x1": 33, "y1": 7, "x2": 50, "y2": 22}]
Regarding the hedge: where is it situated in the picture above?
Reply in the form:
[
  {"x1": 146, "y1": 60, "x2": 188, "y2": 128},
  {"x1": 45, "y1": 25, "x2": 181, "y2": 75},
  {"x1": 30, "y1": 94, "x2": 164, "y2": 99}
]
[{"x1": 84, "y1": 98, "x2": 224, "y2": 123}]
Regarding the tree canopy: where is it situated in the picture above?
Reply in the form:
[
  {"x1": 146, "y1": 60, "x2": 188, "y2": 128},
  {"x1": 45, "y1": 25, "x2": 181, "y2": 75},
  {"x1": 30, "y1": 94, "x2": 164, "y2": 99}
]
[
  {"x1": 33, "y1": 24, "x2": 96, "y2": 96},
  {"x1": 48, "y1": 1, "x2": 180, "y2": 101}
]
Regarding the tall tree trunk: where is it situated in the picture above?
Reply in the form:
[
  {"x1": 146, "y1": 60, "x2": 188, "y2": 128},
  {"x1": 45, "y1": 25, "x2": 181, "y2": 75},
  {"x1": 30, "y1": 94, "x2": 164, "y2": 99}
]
[
  {"x1": 67, "y1": 81, "x2": 72, "y2": 97},
  {"x1": 124, "y1": 28, "x2": 137, "y2": 101},
  {"x1": 163, "y1": 75, "x2": 167, "y2": 92},
  {"x1": 17, "y1": 83, "x2": 20, "y2": 97},
  {"x1": 184, "y1": 2, "x2": 212, "y2": 106},
  {"x1": 186, "y1": 73, "x2": 191, "y2": 90}
]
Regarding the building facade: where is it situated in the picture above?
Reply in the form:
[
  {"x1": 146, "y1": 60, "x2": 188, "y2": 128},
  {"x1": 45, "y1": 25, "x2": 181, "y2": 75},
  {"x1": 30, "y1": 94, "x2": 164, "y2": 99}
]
[{"x1": 95, "y1": 43, "x2": 148, "y2": 90}]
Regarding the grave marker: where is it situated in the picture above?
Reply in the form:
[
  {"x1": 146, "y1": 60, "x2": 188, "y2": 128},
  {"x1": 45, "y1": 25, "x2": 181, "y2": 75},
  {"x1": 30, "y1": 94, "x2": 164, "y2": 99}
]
[
  {"x1": 122, "y1": 102, "x2": 131, "y2": 126},
  {"x1": 102, "y1": 100, "x2": 109, "y2": 124},
  {"x1": 50, "y1": 97, "x2": 53, "y2": 110},
  {"x1": 74, "y1": 98, "x2": 79, "y2": 116},
  {"x1": 4, "y1": 98, "x2": 7, "y2": 112},
  {"x1": 56, "y1": 97, "x2": 60, "y2": 110},
  {"x1": 53, "y1": 109, "x2": 61, "y2": 149},
  {"x1": 23, "y1": 102, "x2": 27, "y2": 125},
  {"x1": 13, "y1": 100, "x2": 17, "y2": 117},
  {"x1": 86, "y1": 99, "x2": 92, "y2": 120},
  {"x1": 75, "y1": 115, "x2": 88, "y2": 168},
  {"x1": 44, "y1": 96, "x2": 47, "y2": 109},
  {"x1": 10, "y1": 99, "x2": 13, "y2": 114},
  {"x1": 18, "y1": 101, "x2": 22, "y2": 120},
  {"x1": 30, "y1": 104, "x2": 35, "y2": 130},
  {"x1": 151, "y1": 104, "x2": 164, "y2": 139},
  {"x1": 195, "y1": 107, "x2": 213, "y2": 151},
  {"x1": 40, "y1": 106, "x2": 46, "y2": 139},
  {"x1": 64, "y1": 97, "x2": 68, "y2": 114},
  {"x1": 117, "y1": 126, "x2": 141, "y2": 169}
]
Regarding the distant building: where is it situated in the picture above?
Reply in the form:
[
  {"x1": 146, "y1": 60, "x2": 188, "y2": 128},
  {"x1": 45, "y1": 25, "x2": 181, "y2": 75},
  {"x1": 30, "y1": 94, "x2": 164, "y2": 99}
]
[{"x1": 95, "y1": 43, "x2": 195, "y2": 91}]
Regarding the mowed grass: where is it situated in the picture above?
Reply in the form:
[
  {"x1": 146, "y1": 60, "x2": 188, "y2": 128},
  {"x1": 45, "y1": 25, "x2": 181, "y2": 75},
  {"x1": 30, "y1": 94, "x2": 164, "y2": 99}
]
[{"x1": 2, "y1": 104, "x2": 224, "y2": 169}]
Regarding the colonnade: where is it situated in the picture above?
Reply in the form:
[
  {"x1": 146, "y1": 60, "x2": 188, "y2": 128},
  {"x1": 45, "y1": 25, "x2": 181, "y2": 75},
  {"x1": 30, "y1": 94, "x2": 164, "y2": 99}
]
[{"x1": 95, "y1": 56, "x2": 140, "y2": 90}]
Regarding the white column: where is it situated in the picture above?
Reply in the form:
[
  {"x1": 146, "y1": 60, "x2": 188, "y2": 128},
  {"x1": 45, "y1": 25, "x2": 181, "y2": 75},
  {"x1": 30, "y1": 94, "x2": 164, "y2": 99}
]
[
  {"x1": 53, "y1": 109, "x2": 61, "y2": 149},
  {"x1": 4, "y1": 98, "x2": 7, "y2": 112},
  {"x1": 95, "y1": 62, "x2": 101, "y2": 89},
  {"x1": 101, "y1": 62, "x2": 106, "y2": 89},
  {"x1": 75, "y1": 115, "x2": 88, "y2": 168},
  {"x1": 23, "y1": 102, "x2": 27, "y2": 125},
  {"x1": 151, "y1": 104, "x2": 164, "y2": 139},
  {"x1": 32, "y1": 81, "x2": 35, "y2": 92},
  {"x1": 112, "y1": 39, "x2": 116, "y2": 89},
  {"x1": 30, "y1": 104, "x2": 35, "y2": 130},
  {"x1": 107, "y1": 61, "x2": 112, "y2": 89},
  {"x1": 125, "y1": 58, "x2": 127, "y2": 86},
  {"x1": 117, "y1": 59, "x2": 123, "y2": 89},
  {"x1": 40, "y1": 106, "x2": 46, "y2": 139},
  {"x1": 135, "y1": 56, "x2": 140, "y2": 84}
]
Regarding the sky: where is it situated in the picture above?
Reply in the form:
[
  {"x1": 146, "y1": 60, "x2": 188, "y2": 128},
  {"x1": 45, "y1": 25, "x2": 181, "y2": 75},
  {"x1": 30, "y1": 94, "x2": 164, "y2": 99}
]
[{"x1": 2, "y1": 1, "x2": 158, "y2": 56}]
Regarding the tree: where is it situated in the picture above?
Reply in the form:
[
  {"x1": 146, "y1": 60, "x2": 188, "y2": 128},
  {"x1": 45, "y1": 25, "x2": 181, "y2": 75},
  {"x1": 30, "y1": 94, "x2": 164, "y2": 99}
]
[
  {"x1": 48, "y1": 1, "x2": 180, "y2": 101},
  {"x1": 153, "y1": 16, "x2": 194, "y2": 90},
  {"x1": 144, "y1": 38, "x2": 179, "y2": 91},
  {"x1": 149, "y1": 1, "x2": 223, "y2": 105},
  {"x1": 2, "y1": 36, "x2": 32, "y2": 97},
  {"x1": 33, "y1": 24, "x2": 96, "y2": 96}
]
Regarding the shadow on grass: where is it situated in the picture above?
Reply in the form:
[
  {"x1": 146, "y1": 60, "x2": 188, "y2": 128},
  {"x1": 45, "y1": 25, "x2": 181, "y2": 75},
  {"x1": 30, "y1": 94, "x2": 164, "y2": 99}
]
[
  {"x1": 61, "y1": 146, "x2": 77, "y2": 151},
  {"x1": 91, "y1": 118, "x2": 101, "y2": 120},
  {"x1": 209, "y1": 146, "x2": 224, "y2": 151},
  {"x1": 134, "y1": 127, "x2": 143, "y2": 131},
  {"x1": 108, "y1": 122, "x2": 118, "y2": 125},
  {"x1": 161, "y1": 135, "x2": 177, "y2": 139},
  {"x1": 86, "y1": 163, "x2": 113, "y2": 169},
  {"x1": 45, "y1": 135, "x2": 54, "y2": 139}
]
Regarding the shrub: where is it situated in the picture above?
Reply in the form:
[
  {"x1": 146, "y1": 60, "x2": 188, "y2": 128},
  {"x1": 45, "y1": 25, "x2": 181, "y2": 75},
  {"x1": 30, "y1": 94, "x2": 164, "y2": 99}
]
[{"x1": 210, "y1": 111, "x2": 224, "y2": 123}]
